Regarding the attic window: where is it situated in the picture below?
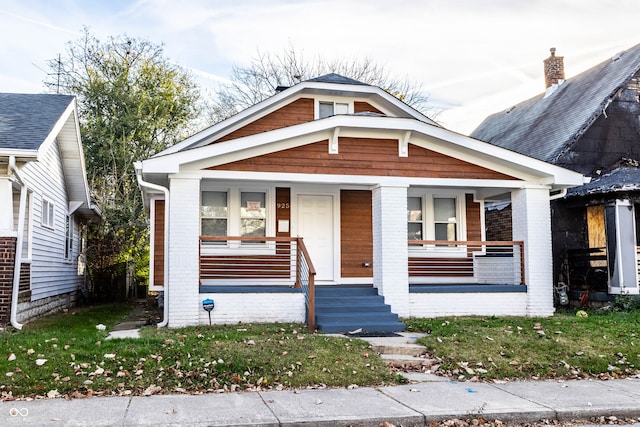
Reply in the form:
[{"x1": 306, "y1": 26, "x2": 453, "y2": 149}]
[{"x1": 318, "y1": 101, "x2": 348, "y2": 119}]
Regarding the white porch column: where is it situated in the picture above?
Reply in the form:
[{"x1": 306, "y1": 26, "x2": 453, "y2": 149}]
[
  {"x1": 0, "y1": 178, "x2": 15, "y2": 236},
  {"x1": 167, "y1": 175, "x2": 201, "y2": 327},
  {"x1": 372, "y1": 184, "x2": 409, "y2": 317},
  {"x1": 511, "y1": 186, "x2": 554, "y2": 316}
]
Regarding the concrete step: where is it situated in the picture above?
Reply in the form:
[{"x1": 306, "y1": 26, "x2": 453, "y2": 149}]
[
  {"x1": 314, "y1": 303, "x2": 392, "y2": 313},
  {"x1": 370, "y1": 343, "x2": 426, "y2": 357},
  {"x1": 316, "y1": 312, "x2": 399, "y2": 324},
  {"x1": 317, "y1": 321, "x2": 406, "y2": 334},
  {"x1": 381, "y1": 354, "x2": 431, "y2": 368}
]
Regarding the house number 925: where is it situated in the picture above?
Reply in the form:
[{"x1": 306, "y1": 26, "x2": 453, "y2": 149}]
[{"x1": 277, "y1": 202, "x2": 290, "y2": 209}]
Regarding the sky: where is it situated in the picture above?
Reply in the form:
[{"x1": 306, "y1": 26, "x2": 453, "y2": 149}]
[{"x1": 1, "y1": 0, "x2": 639, "y2": 134}]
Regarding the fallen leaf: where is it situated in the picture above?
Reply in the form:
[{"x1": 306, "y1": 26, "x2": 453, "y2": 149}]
[
  {"x1": 47, "y1": 389, "x2": 60, "y2": 398},
  {"x1": 35, "y1": 359, "x2": 47, "y2": 366},
  {"x1": 144, "y1": 385, "x2": 162, "y2": 396},
  {"x1": 7, "y1": 353, "x2": 16, "y2": 361},
  {"x1": 27, "y1": 349, "x2": 35, "y2": 355}
]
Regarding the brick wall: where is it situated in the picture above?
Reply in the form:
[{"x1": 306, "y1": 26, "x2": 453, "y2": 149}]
[
  {"x1": 543, "y1": 48, "x2": 565, "y2": 88},
  {"x1": 410, "y1": 292, "x2": 527, "y2": 317},
  {"x1": 485, "y1": 204, "x2": 513, "y2": 241},
  {"x1": 0, "y1": 236, "x2": 16, "y2": 325},
  {"x1": 200, "y1": 292, "x2": 305, "y2": 325},
  {"x1": 372, "y1": 185, "x2": 409, "y2": 316}
]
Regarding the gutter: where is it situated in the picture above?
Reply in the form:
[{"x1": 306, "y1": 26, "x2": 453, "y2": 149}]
[
  {"x1": 549, "y1": 188, "x2": 568, "y2": 200},
  {"x1": 134, "y1": 162, "x2": 169, "y2": 328},
  {"x1": 9, "y1": 156, "x2": 26, "y2": 330}
]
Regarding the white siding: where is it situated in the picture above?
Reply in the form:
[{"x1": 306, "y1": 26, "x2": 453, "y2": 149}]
[{"x1": 20, "y1": 138, "x2": 83, "y2": 300}]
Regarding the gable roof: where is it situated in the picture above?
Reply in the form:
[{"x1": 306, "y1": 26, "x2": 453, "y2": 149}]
[
  {"x1": 159, "y1": 73, "x2": 439, "y2": 156},
  {"x1": 0, "y1": 92, "x2": 99, "y2": 217},
  {"x1": 306, "y1": 73, "x2": 369, "y2": 85},
  {"x1": 567, "y1": 166, "x2": 640, "y2": 197},
  {"x1": 471, "y1": 43, "x2": 640, "y2": 163},
  {"x1": 0, "y1": 93, "x2": 75, "y2": 151}
]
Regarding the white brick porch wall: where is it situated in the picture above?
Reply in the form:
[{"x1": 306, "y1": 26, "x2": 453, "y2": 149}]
[
  {"x1": 167, "y1": 176, "x2": 201, "y2": 327},
  {"x1": 511, "y1": 187, "x2": 554, "y2": 317},
  {"x1": 199, "y1": 293, "x2": 305, "y2": 325},
  {"x1": 410, "y1": 292, "x2": 527, "y2": 317},
  {"x1": 372, "y1": 184, "x2": 409, "y2": 316}
]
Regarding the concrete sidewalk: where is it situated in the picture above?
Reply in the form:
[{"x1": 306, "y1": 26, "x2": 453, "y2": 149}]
[{"x1": 2, "y1": 378, "x2": 639, "y2": 426}]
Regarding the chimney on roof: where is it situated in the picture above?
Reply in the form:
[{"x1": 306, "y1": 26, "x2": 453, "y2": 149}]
[{"x1": 543, "y1": 47, "x2": 565, "y2": 89}]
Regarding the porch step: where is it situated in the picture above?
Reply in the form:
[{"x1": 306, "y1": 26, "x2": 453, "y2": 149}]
[{"x1": 313, "y1": 285, "x2": 405, "y2": 334}]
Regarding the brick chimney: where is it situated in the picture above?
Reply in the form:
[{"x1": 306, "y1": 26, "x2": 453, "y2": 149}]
[{"x1": 543, "y1": 47, "x2": 565, "y2": 88}]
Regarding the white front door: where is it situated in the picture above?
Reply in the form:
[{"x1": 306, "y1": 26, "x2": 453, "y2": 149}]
[{"x1": 297, "y1": 194, "x2": 334, "y2": 281}]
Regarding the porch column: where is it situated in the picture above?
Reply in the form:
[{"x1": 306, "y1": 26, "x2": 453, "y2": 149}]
[
  {"x1": 511, "y1": 186, "x2": 554, "y2": 316},
  {"x1": 167, "y1": 175, "x2": 201, "y2": 327},
  {"x1": 372, "y1": 184, "x2": 409, "y2": 317},
  {"x1": 0, "y1": 178, "x2": 14, "y2": 236}
]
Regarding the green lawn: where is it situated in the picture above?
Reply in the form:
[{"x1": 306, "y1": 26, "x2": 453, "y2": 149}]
[
  {"x1": 0, "y1": 304, "x2": 393, "y2": 399},
  {"x1": 405, "y1": 308, "x2": 640, "y2": 381}
]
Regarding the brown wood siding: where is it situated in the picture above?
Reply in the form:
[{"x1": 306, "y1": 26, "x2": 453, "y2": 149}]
[
  {"x1": 200, "y1": 255, "x2": 290, "y2": 279},
  {"x1": 340, "y1": 190, "x2": 373, "y2": 278},
  {"x1": 153, "y1": 200, "x2": 165, "y2": 288},
  {"x1": 465, "y1": 194, "x2": 482, "y2": 242},
  {"x1": 210, "y1": 138, "x2": 517, "y2": 180},
  {"x1": 354, "y1": 102, "x2": 383, "y2": 115},
  {"x1": 276, "y1": 188, "x2": 291, "y2": 255},
  {"x1": 216, "y1": 98, "x2": 314, "y2": 143}
]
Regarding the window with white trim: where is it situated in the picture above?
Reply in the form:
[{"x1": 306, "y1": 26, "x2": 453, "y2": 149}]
[
  {"x1": 201, "y1": 191, "x2": 228, "y2": 237},
  {"x1": 407, "y1": 192, "x2": 465, "y2": 244},
  {"x1": 318, "y1": 101, "x2": 349, "y2": 119},
  {"x1": 201, "y1": 188, "x2": 270, "y2": 244},
  {"x1": 64, "y1": 214, "x2": 73, "y2": 261},
  {"x1": 41, "y1": 197, "x2": 54, "y2": 229}
]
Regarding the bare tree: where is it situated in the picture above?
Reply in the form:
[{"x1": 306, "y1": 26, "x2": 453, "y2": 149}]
[{"x1": 208, "y1": 43, "x2": 436, "y2": 123}]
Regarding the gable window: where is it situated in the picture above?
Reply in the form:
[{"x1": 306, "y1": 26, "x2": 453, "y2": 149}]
[
  {"x1": 318, "y1": 101, "x2": 349, "y2": 119},
  {"x1": 41, "y1": 197, "x2": 54, "y2": 229},
  {"x1": 407, "y1": 192, "x2": 465, "y2": 245},
  {"x1": 64, "y1": 214, "x2": 73, "y2": 261}
]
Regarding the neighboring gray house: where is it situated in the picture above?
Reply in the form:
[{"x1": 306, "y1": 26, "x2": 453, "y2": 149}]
[
  {"x1": 0, "y1": 93, "x2": 99, "y2": 328},
  {"x1": 472, "y1": 45, "x2": 640, "y2": 299}
]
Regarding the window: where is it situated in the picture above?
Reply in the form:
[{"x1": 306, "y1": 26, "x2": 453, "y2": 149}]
[
  {"x1": 201, "y1": 191, "x2": 228, "y2": 236},
  {"x1": 200, "y1": 188, "x2": 270, "y2": 245},
  {"x1": 240, "y1": 192, "x2": 266, "y2": 237},
  {"x1": 407, "y1": 193, "x2": 463, "y2": 244},
  {"x1": 318, "y1": 101, "x2": 349, "y2": 119},
  {"x1": 407, "y1": 197, "x2": 423, "y2": 241},
  {"x1": 434, "y1": 197, "x2": 457, "y2": 241},
  {"x1": 41, "y1": 197, "x2": 54, "y2": 229},
  {"x1": 64, "y1": 214, "x2": 73, "y2": 261}
]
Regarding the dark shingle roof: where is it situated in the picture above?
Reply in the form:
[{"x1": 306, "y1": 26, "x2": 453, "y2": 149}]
[
  {"x1": 567, "y1": 167, "x2": 640, "y2": 197},
  {"x1": 0, "y1": 93, "x2": 74, "y2": 151},
  {"x1": 471, "y1": 44, "x2": 640, "y2": 163},
  {"x1": 306, "y1": 73, "x2": 369, "y2": 85}
]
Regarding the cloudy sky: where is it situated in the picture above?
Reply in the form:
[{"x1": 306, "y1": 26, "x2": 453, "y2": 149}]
[{"x1": 1, "y1": 0, "x2": 639, "y2": 133}]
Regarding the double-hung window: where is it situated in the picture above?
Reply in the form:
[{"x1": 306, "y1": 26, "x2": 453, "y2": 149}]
[
  {"x1": 201, "y1": 188, "x2": 270, "y2": 246},
  {"x1": 407, "y1": 192, "x2": 463, "y2": 245},
  {"x1": 64, "y1": 214, "x2": 73, "y2": 262},
  {"x1": 41, "y1": 197, "x2": 54, "y2": 229}
]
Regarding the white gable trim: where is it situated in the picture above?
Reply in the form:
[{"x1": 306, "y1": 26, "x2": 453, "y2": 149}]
[{"x1": 142, "y1": 115, "x2": 585, "y2": 188}]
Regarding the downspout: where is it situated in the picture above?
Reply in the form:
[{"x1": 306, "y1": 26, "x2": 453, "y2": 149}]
[
  {"x1": 9, "y1": 156, "x2": 26, "y2": 330},
  {"x1": 134, "y1": 162, "x2": 170, "y2": 327}
]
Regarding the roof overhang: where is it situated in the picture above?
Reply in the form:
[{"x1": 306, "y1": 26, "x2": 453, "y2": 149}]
[{"x1": 139, "y1": 114, "x2": 586, "y2": 195}]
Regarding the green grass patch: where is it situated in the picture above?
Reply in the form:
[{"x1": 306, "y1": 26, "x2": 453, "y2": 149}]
[
  {"x1": 0, "y1": 305, "x2": 394, "y2": 399},
  {"x1": 405, "y1": 309, "x2": 640, "y2": 381}
]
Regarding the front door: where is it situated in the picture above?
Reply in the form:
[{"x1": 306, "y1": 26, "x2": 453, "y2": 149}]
[{"x1": 297, "y1": 194, "x2": 334, "y2": 281}]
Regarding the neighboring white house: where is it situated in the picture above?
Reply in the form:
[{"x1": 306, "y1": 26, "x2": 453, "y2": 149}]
[
  {"x1": 0, "y1": 93, "x2": 99, "y2": 328},
  {"x1": 135, "y1": 74, "x2": 586, "y2": 331}
]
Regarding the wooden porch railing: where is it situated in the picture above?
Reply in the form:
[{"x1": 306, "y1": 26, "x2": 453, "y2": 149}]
[
  {"x1": 199, "y1": 236, "x2": 316, "y2": 330},
  {"x1": 408, "y1": 240, "x2": 526, "y2": 285}
]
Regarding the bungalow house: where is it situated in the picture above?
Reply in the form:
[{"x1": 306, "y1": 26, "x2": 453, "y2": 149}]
[
  {"x1": 135, "y1": 74, "x2": 585, "y2": 332},
  {"x1": 0, "y1": 93, "x2": 99, "y2": 329},
  {"x1": 472, "y1": 45, "x2": 640, "y2": 301}
]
